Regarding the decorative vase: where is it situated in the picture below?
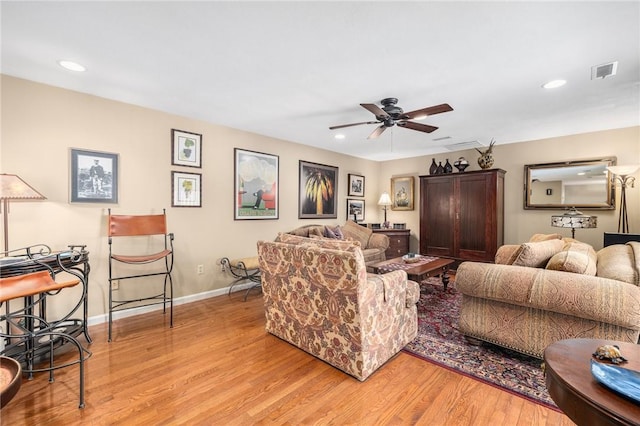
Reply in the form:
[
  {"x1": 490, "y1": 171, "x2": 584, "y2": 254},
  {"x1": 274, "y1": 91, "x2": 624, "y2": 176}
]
[
  {"x1": 453, "y1": 157, "x2": 469, "y2": 172},
  {"x1": 476, "y1": 139, "x2": 497, "y2": 170},
  {"x1": 444, "y1": 159, "x2": 453, "y2": 174},
  {"x1": 429, "y1": 158, "x2": 438, "y2": 175},
  {"x1": 436, "y1": 162, "x2": 445, "y2": 174}
]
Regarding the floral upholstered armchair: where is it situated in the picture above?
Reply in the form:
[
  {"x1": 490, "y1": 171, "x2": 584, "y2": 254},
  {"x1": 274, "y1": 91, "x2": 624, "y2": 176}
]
[{"x1": 257, "y1": 234, "x2": 419, "y2": 381}]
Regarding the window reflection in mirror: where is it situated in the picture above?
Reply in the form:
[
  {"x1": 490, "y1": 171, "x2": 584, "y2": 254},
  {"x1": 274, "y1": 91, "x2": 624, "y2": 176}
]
[{"x1": 524, "y1": 158, "x2": 616, "y2": 209}]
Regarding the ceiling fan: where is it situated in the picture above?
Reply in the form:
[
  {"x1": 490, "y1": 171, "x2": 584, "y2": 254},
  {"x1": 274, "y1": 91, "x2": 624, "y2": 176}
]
[{"x1": 329, "y1": 97, "x2": 453, "y2": 139}]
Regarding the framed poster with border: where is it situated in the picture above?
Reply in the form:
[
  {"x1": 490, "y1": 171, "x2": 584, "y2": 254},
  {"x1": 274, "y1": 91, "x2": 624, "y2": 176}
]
[
  {"x1": 70, "y1": 148, "x2": 119, "y2": 203},
  {"x1": 347, "y1": 173, "x2": 365, "y2": 197},
  {"x1": 172, "y1": 171, "x2": 202, "y2": 207},
  {"x1": 391, "y1": 176, "x2": 414, "y2": 211},
  {"x1": 172, "y1": 129, "x2": 202, "y2": 168},
  {"x1": 234, "y1": 148, "x2": 279, "y2": 220},
  {"x1": 299, "y1": 160, "x2": 338, "y2": 219},
  {"x1": 346, "y1": 198, "x2": 365, "y2": 222}
]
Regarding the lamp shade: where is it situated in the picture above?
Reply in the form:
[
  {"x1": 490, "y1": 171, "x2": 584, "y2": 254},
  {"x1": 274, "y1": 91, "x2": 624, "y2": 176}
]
[
  {"x1": 378, "y1": 192, "x2": 392, "y2": 206},
  {"x1": 0, "y1": 174, "x2": 46, "y2": 200},
  {"x1": 551, "y1": 207, "x2": 597, "y2": 238},
  {"x1": 607, "y1": 165, "x2": 640, "y2": 176}
]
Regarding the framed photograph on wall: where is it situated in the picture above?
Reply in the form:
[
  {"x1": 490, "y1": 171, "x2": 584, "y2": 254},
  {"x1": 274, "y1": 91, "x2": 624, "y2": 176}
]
[
  {"x1": 346, "y1": 198, "x2": 365, "y2": 222},
  {"x1": 391, "y1": 176, "x2": 414, "y2": 211},
  {"x1": 70, "y1": 148, "x2": 119, "y2": 203},
  {"x1": 234, "y1": 148, "x2": 279, "y2": 220},
  {"x1": 347, "y1": 173, "x2": 365, "y2": 197},
  {"x1": 172, "y1": 129, "x2": 202, "y2": 168},
  {"x1": 172, "y1": 171, "x2": 201, "y2": 207},
  {"x1": 299, "y1": 160, "x2": 338, "y2": 219}
]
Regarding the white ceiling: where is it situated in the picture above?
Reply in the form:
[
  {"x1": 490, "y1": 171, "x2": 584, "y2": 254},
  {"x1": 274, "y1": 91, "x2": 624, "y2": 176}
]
[{"x1": 2, "y1": 1, "x2": 639, "y2": 161}]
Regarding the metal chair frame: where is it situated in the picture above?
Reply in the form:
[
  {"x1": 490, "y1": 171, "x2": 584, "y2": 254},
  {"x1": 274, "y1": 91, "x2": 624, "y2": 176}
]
[
  {"x1": 221, "y1": 257, "x2": 261, "y2": 301},
  {"x1": 108, "y1": 208, "x2": 174, "y2": 342},
  {"x1": 0, "y1": 263, "x2": 92, "y2": 408}
]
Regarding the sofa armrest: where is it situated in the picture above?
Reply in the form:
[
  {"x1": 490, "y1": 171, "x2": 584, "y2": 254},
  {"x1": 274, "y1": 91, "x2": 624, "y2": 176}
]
[
  {"x1": 360, "y1": 270, "x2": 416, "y2": 334},
  {"x1": 457, "y1": 261, "x2": 640, "y2": 330},
  {"x1": 367, "y1": 233, "x2": 389, "y2": 251}
]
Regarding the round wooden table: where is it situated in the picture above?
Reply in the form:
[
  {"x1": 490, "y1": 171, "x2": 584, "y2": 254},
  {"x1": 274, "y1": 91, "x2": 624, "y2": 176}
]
[{"x1": 544, "y1": 338, "x2": 640, "y2": 426}]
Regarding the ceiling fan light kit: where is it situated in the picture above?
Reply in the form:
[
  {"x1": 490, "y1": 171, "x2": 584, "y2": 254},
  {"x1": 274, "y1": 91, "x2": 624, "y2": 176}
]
[{"x1": 330, "y1": 98, "x2": 453, "y2": 140}]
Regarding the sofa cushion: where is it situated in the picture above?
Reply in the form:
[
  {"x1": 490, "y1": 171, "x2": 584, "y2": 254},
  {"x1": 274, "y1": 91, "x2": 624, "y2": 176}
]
[
  {"x1": 495, "y1": 245, "x2": 520, "y2": 265},
  {"x1": 275, "y1": 233, "x2": 315, "y2": 245},
  {"x1": 306, "y1": 235, "x2": 361, "y2": 251},
  {"x1": 511, "y1": 239, "x2": 565, "y2": 268},
  {"x1": 529, "y1": 233, "x2": 563, "y2": 242},
  {"x1": 546, "y1": 241, "x2": 597, "y2": 275},
  {"x1": 323, "y1": 225, "x2": 344, "y2": 239},
  {"x1": 342, "y1": 220, "x2": 372, "y2": 248},
  {"x1": 597, "y1": 244, "x2": 638, "y2": 285}
]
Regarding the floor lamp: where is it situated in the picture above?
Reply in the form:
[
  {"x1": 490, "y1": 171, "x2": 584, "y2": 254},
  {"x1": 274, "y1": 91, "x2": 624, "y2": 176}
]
[
  {"x1": 607, "y1": 165, "x2": 639, "y2": 233},
  {"x1": 0, "y1": 174, "x2": 47, "y2": 252}
]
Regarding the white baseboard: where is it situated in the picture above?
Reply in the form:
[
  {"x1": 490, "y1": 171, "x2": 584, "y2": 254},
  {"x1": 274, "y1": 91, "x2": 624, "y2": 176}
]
[{"x1": 87, "y1": 281, "x2": 258, "y2": 326}]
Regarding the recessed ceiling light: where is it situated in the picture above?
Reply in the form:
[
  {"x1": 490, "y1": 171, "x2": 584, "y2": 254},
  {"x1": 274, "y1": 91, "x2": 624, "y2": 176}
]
[
  {"x1": 58, "y1": 60, "x2": 86, "y2": 72},
  {"x1": 334, "y1": 134, "x2": 345, "y2": 140},
  {"x1": 542, "y1": 79, "x2": 566, "y2": 89}
]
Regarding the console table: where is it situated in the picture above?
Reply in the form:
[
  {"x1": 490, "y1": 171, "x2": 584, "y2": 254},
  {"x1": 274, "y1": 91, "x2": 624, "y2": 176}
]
[{"x1": 0, "y1": 244, "x2": 92, "y2": 356}]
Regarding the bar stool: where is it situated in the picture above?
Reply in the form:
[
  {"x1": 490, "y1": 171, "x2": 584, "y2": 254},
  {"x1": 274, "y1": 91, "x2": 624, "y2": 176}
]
[{"x1": 0, "y1": 270, "x2": 92, "y2": 408}]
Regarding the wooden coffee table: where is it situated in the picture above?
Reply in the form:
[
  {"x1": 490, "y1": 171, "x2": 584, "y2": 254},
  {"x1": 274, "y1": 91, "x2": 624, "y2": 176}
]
[
  {"x1": 544, "y1": 338, "x2": 640, "y2": 426},
  {"x1": 370, "y1": 256, "x2": 455, "y2": 290}
]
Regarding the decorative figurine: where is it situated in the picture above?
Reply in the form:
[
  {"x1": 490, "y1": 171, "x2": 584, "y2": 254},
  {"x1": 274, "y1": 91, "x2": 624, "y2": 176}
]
[
  {"x1": 453, "y1": 157, "x2": 469, "y2": 172},
  {"x1": 593, "y1": 344, "x2": 628, "y2": 364},
  {"x1": 476, "y1": 139, "x2": 496, "y2": 170}
]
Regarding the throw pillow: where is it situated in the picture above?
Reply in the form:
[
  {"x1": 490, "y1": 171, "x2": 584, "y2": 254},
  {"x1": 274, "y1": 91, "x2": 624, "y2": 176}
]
[
  {"x1": 529, "y1": 233, "x2": 563, "y2": 242},
  {"x1": 596, "y1": 244, "x2": 637, "y2": 285},
  {"x1": 323, "y1": 225, "x2": 344, "y2": 240},
  {"x1": 511, "y1": 239, "x2": 565, "y2": 268},
  {"x1": 495, "y1": 245, "x2": 520, "y2": 265},
  {"x1": 341, "y1": 220, "x2": 372, "y2": 248},
  {"x1": 546, "y1": 242, "x2": 597, "y2": 275}
]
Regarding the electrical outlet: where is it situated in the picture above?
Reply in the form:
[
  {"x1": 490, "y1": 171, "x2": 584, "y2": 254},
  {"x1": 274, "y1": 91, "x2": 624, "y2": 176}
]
[
  {"x1": 111, "y1": 280, "x2": 119, "y2": 290},
  {"x1": 197, "y1": 264, "x2": 204, "y2": 275}
]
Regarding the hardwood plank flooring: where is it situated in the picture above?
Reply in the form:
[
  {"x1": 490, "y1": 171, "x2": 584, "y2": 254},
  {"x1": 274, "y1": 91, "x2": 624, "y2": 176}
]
[{"x1": 1, "y1": 291, "x2": 575, "y2": 425}]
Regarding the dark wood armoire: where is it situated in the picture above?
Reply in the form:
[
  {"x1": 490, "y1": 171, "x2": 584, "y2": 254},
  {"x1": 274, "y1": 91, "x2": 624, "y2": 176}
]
[{"x1": 419, "y1": 169, "x2": 505, "y2": 263}]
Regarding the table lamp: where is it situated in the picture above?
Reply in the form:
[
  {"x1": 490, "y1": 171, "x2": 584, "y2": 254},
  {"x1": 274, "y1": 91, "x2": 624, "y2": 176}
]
[
  {"x1": 378, "y1": 192, "x2": 392, "y2": 228},
  {"x1": 551, "y1": 207, "x2": 597, "y2": 239},
  {"x1": 607, "y1": 164, "x2": 638, "y2": 233},
  {"x1": 0, "y1": 174, "x2": 47, "y2": 252}
]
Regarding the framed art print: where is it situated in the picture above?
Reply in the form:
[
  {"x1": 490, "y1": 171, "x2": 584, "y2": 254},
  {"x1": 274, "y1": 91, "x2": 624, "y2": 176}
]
[
  {"x1": 348, "y1": 173, "x2": 365, "y2": 197},
  {"x1": 346, "y1": 198, "x2": 365, "y2": 222},
  {"x1": 391, "y1": 176, "x2": 414, "y2": 210},
  {"x1": 234, "y1": 148, "x2": 279, "y2": 220},
  {"x1": 172, "y1": 129, "x2": 202, "y2": 168},
  {"x1": 70, "y1": 148, "x2": 118, "y2": 203},
  {"x1": 299, "y1": 160, "x2": 338, "y2": 219},
  {"x1": 172, "y1": 171, "x2": 201, "y2": 207}
]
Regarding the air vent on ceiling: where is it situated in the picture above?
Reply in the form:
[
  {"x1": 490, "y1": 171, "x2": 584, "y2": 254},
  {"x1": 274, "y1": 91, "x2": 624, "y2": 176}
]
[
  {"x1": 444, "y1": 140, "x2": 484, "y2": 151},
  {"x1": 591, "y1": 61, "x2": 618, "y2": 80}
]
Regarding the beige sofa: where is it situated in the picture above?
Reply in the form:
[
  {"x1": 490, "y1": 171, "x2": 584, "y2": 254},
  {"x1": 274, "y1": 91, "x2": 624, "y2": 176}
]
[
  {"x1": 456, "y1": 234, "x2": 640, "y2": 358},
  {"x1": 257, "y1": 234, "x2": 419, "y2": 380},
  {"x1": 285, "y1": 220, "x2": 389, "y2": 266}
]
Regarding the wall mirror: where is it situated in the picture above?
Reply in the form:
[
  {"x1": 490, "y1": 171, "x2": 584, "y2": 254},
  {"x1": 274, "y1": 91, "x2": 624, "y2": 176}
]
[{"x1": 524, "y1": 158, "x2": 616, "y2": 210}]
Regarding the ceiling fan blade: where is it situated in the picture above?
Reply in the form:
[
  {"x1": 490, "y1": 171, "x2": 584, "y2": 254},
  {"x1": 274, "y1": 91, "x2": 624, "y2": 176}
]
[
  {"x1": 329, "y1": 121, "x2": 379, "y2": 130},
  {"x1": 401, "y1": 103, "x2": 453, "y2": 120},
  {"x1": 397, "y1": 121, "x2": 438, "y2": 133},
  {"x1": 360, "y1": 103, "x2": 390, "y2": 119},
  {"x1": 367, "y1": 125, "x2": 387, "y2": 139}
]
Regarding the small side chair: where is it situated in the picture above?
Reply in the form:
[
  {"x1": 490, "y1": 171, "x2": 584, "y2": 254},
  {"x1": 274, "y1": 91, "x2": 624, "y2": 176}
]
[{"x1": 108, "y1": 209, "x2": 174, "y2": 342}]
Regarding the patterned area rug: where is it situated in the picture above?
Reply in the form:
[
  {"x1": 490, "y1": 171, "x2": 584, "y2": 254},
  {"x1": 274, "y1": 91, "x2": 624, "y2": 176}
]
[{"x1": 403, "y1": 278, "x2": 559, "y2": 410}]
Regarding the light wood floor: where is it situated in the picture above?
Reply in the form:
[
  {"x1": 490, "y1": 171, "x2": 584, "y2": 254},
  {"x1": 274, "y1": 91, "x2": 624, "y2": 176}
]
[{"x1": 2, "y1": 291, "x2": 575, "y2": 425}]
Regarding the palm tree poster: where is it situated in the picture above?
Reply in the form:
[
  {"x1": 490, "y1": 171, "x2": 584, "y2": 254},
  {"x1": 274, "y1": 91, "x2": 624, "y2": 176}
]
[{"x1": 299, "y1": 160, "x2": 338, "y2": 219}]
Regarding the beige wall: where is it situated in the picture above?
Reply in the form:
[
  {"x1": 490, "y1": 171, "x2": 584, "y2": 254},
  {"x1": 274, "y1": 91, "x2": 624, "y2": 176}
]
[
  {"x1": 380, "y1": 127, "x2": 640, "y2": 252},
  {"x1": 2, "y1": 75, "x2": 639, "y2": 320}
]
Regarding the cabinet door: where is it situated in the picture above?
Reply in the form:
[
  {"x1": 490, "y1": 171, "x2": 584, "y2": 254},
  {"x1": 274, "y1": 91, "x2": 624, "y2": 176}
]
[
  {"x1": 420, "y1": 176, "x2": 455, "y2": 257},
  {"x1": 457, "y1": 173, "x2": 492, "y2": 260}
]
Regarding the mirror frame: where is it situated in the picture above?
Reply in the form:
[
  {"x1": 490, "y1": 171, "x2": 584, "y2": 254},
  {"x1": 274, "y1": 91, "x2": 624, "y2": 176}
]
[{"x1": 524, "y1": 157, "x2": 616, "y2": 210}]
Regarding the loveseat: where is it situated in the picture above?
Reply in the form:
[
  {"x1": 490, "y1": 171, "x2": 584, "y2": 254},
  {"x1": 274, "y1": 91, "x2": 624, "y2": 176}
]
[
  {"x1": 284, "y1": 220, "x2": 389, "y2": 266},
  {"x1": 257, "y1": 233, "x2": 419, "y2": 380},
  {"x1": 456, "y1": 234, "x2": 640, "y2": 358}
]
